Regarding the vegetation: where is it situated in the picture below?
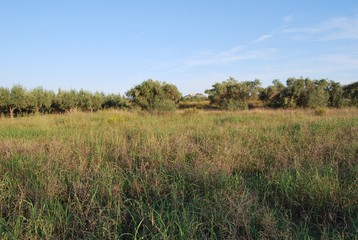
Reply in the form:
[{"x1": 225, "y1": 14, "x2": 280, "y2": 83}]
[
  {"x1": 126, "y1": 80, "x2": 181, "y2": 112},
  {"x1": 0, "y1": 78, "x2": 357, "y2": 238},
  {"x1": 0, "y1": 86, "x2": 129, "y2": 117},
  {"x1": 205, "y1": 77, "x2": 261, "y2": 110},
  {"x1": 262, "y1": 78, "x2": 344, "y2": 109},
  {"x1": 0, "y1": 78, "x2": 357, "y2": 118},
  {"x1": 343, "y1": 81, "x2": 358, "y2": 106},
  {"x1": 0, "y1": 109, "x2": 357, "y2": 239},
  {"x1": 180, "y1": 93, "x2": 210, "y2": 109},
  {"x1": 0, "y1": 85, "x2": 27, "y2": 118}
]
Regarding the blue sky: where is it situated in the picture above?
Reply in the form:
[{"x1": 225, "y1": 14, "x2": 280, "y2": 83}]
[{"x1": 1, "y1": 1, "x2": 358, "y2": 95}]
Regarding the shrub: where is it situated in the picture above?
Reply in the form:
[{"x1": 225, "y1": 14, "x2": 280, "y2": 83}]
[
  {"x1": 182, "y1": 108, "x2": 199, "y2": 116},
  {"x1": 314, "y1": 107, "x2": 327, "y2": 116},
  {"x1": 152, "y1": 98, "x2": 178, "y2": 113},
  {"x1": 126, "y1": 79, "x2": 181, "y2": 111}
]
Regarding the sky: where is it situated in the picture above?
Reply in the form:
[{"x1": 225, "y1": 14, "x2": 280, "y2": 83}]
[{"x1": 1, "y1": 1, "x2": 358, "y2": 95}]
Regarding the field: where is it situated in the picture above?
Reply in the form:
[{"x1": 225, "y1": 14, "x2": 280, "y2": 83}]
[{"x1": 0, "y1": 109, "x2": 357, "y2": 239}]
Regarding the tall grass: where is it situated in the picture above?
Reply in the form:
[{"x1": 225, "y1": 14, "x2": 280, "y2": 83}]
[{"x1": 0, "y1": 109, "x2": 357, "y2": 239}]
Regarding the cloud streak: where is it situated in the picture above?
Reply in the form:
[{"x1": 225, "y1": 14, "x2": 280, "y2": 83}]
[
  {"x1": 253, "y1": 34, "x2": 272, "y2": 43},
  {"x1": 319, "y1": 54, "x2": 358, "y2": 69},
  {"x1": 284, "y1": 16, "x2": 358, "y2": 41},
  {"x1": 184, "y1": 46, "x2": 276, "y2": 67},
  {"x1": 283, "y1": 14, "x2": 294, "y2": 23}
]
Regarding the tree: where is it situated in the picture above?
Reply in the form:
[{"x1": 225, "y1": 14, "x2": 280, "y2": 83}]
[
  {"x1": 283, "y1": 77, "x2": 307, "y2": 108},
  {"x1": 28, "y1": 87, "x2": 55, "y2": 114},
  {"x1": 103, "y1": 93, "x2": 131, "y2": 109},
  {"x1": 261, "y1": 78, "x2": 342, "y2": 109},
  {"x1": 78, "y1": 90, "x2": 105, "y2": 112},
  {"x1": 205, "y1": 77, "x2": 261, "y2": 110},
  {"x1": 259, "y1": 79, "x2": 285, "y2": 107},
  {"x1": 343, "y1": 81, "x2": 358, "y2": 106},
  {"x1": 277, "y1": 77, "x2": 329, "y2": 108},
  {"x1": 55, "y1": 89, "x2": 80, "y2": 113},
  {"x1": 0, "y1": 85, "x2": 27, "y2": 118},
  {"x1": 126, "y1": 79, "x2": 181, "y2": 111},
  {"x1": 306, "y1": 79, "x2": 329, "y2": 108},
  {"x1": 327, "y1": 81, "x2": 343, "y2": 108},
  {"x1": 0, "y1": 87, "x2": 10, "y2": 116}
]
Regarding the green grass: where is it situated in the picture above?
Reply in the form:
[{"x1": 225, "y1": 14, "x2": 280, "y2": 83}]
[{"x1": 0, "y1": 109, "x2": 357, "y2": 239}]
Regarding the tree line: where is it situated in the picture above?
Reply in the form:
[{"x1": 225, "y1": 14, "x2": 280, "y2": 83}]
[
  {"x1": 0, "y1": 87, "x2": 130, "y2": 118},
  {"x1": 0, "y1": 77, "x2": 357, "y2": 117}
]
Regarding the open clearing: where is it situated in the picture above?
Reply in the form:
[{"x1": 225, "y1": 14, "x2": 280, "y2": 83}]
[{"x1": 0, "y1": 109, "x2": 357, "y2": 239}]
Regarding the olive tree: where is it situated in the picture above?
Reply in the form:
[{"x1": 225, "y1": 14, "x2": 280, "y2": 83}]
[
  {"x1": 55, "y1": 89, "x2": 80, "y2": 113},
  {"x1": 126, "y1": 79, "x2": 181, "y2": 111},
  {"x1": 259, "y1": 79, "x2": 285, "y2": 107},
  {"x1": 103, "y1": 93, "x2": 130, "y2": 109},
  {"x1": 327, "y1": 81, "x2": 343, "y2": 108},
  {"x1": 0, "y1": 85, "x2": 27, "y2": 118},
  {"x1": 79, "y1": 90, "x2": 104, "y2": 112},
  {"x1": 28, "y1": 87, "x2": 55, "y2": 114},
  {"x1": 205, "y1": 77, "x2": 261, "y2": 110},
  {"x1": 343, "y1": 81, "x2": 358, "y2": 106}
]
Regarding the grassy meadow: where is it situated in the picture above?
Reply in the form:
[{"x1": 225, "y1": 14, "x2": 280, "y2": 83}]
[{"x1": 0, "y1": 109, "x2": 357, "y2": 239}]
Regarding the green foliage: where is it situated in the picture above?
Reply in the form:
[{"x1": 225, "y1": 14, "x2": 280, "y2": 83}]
[
  {"x1": 259, "y1": 79, "x2": 285, "y2": 106},
  {"x1": 28, "y1": 87, "x2": 55, "y2": 114},
  {"x1": 55, "y1": 89, "x2": 81, "y2": 112},
  {"x1": 327, "y1": 81, "x2": 343, "y2": 108},
  {"x1": 78, "y1": 90, "x2": 104, "y2": 112},
  {"x1": 103, "y1": 93, "x2": 130, "y2": 109},
  {"x1": 0, "y1": 85, "x2": 27, "y2": 118},
  {"x1": 221, "y1": 98, "x2": 248, "y2": 110},
  {"x1": 0, "y1": 87, "x2": 10, "y2": 114},
  {"x1": 205, "y1": 77, "x2": 261, "y2": 110},
  {"x1": 314, "y1": 107, "x2": 327, "y2": 116},
  {"x1": 0, "y1": 85, "x2": 132, "y2": 117},
  {"x1": 182, "y1": 107, "x2": 199, "y2": 116},
  {"x1": 152, "y1": 98, "x2": 178, "y2": 112},
  {"x1": 107, "y1": 115, "x2": 126, "y2": 124},
  {"x1": 0, "y1": 78, "x2": 356, "y2": 118},
  {"x1": 343, "y1": 81, "x2": 358, "y2": 106},
  {"x1": 261, "y1": 78, "x2": 344, "y2": 109},
  {"x1": 126, "y1": 79, "x2": 181, "y2": 111}
]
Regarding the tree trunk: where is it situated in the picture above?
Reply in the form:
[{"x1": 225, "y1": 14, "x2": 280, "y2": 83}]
[
  {"x1": 9, "y1": 107, "x2": 15, "y2": 119},
  {"x1": 34, "y1": 106, "x2": 40, "y2": 116}
]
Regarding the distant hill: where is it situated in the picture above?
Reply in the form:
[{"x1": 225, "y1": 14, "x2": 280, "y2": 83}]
[{"x1": 182, "y1": 93, "x2": 208, "y2": 101}]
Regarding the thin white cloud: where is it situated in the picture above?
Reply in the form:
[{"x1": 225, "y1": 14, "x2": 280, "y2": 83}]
[
  {"x1": 319, "y1": 54, "x2": 358, "y2": 69},
  {"x1": 283, "y1": 14, "x2": 294, "y2": 23},
  {"x1": 141, "y1": 45, "x2": 277, "y2": 81},
  {"x1": 284, "y1": 16, "x2": 358, "y2": 41},
  {"x1": 253, "y1": 34, "x2": 272, "y2": 43},
  {"x1": 133, "y1": 29, "x2": 148, "y2": 39},
  {"x1": 184, "y1": 46, "x2": 276, "y2": 66}
]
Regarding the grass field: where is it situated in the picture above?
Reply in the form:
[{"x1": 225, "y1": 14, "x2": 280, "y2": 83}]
[{"x1": 0, "y1": 109, "x2": 357, "y2": 239}]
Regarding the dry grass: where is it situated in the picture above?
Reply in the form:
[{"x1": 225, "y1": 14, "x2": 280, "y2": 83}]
[{"x1": 0, "y1": 108, "x2": 357, "y2": 239}]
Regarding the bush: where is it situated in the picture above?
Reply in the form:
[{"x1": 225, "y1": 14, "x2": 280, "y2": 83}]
[
  {"x1": 152, "y1": 99, "x2": 178, "y2": 113},
  {"x1": 314, "y1": 107, "x2": 327, "y2": 116},
  {"x1": 126, "y1": 79, "x2": 181, "y2": 111},
  {"x1": 222, "y1": 99, "x2": 248, "y2": 110},
  {"x1": 107, "y1": 115, "x2": 126, "y2": 124}
]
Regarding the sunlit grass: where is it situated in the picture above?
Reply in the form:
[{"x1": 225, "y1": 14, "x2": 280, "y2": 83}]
[{"x1": 0, "y1": 108, "x2": 357, "y2": 239}]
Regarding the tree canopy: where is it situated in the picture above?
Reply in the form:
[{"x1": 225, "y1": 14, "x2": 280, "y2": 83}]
[
  {"x1": 0, "y1": 77, "x2": 357, "y2": 118},
  {"x1": 205, "y1": 77, "x2": 261, "y2": 110},
  {"x1": 126, "y1": 79, "x2": 181, "y2": 111},
  {"x1": 0, "y1": 85, "x2": 27, "y2": 118}
]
